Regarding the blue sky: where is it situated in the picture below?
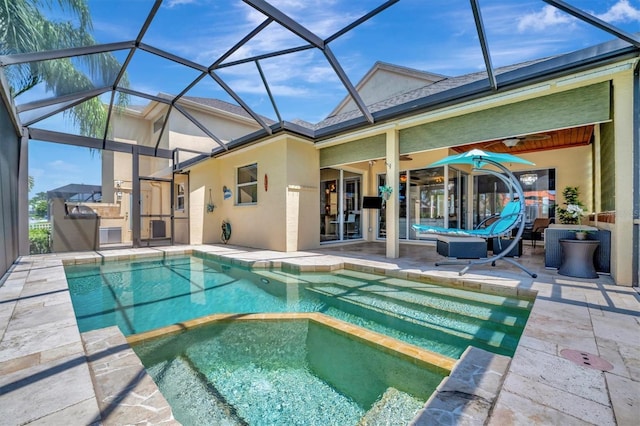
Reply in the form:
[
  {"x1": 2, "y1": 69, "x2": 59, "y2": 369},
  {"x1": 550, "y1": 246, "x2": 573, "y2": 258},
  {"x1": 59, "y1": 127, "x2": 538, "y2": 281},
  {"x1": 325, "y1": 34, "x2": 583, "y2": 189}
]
[{"x1": 25, "y1": 0, "x2": 640, "y2": 198}]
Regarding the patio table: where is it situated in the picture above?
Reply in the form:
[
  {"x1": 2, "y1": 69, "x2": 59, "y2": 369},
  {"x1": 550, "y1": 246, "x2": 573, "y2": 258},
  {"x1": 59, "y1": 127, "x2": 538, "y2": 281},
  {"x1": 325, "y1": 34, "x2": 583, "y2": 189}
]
[{"x1": 558, "y1": 239, "x2": 599, "y2": 279}]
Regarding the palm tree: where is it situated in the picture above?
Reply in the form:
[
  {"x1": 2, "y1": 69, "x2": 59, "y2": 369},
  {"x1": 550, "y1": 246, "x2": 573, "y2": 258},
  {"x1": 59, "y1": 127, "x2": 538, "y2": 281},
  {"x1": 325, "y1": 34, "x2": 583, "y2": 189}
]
[{"x1": 0, "y1": 0, "x2": 127, "y2": 137}]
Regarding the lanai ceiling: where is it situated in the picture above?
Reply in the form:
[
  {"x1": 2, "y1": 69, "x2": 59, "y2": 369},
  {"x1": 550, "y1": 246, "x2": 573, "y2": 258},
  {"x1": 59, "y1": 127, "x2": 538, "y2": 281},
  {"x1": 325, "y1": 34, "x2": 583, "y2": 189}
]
[
  {"x1": 1, "y1": 0, "x2": 639, "y2": 156},
  {"x1": 452, "y1": 125, "x2": 595, "y2": 154}
]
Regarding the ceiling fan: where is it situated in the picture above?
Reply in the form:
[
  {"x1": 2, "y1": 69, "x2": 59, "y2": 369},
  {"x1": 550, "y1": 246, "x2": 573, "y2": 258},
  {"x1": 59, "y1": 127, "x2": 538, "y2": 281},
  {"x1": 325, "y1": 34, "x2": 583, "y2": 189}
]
[
  {"x1": 482, "y1": 133, "x2": 550, "y2": 149},
  {"x1": 500, "y1": 133, "x2": 551, "y2": 148}
]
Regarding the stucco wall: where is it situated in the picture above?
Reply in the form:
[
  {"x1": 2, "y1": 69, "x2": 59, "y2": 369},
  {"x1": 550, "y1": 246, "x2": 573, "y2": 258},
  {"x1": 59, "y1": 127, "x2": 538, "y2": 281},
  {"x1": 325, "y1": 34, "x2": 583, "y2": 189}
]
[
  {"x1": 188, "y1": 136, "x2": 318, "y2": 251},
  {"x1": 518, "y1": 145, "x2": 593, "y2": 212},
  {"x1": 111, "y1": 111, "x2": 150, "y2": 146},
  {"x1": 168, "y1": 107, "x2": 261, "y2": 153},
  {"x1": 285, "y1": 139, "x2": 320, "y2": 251}
]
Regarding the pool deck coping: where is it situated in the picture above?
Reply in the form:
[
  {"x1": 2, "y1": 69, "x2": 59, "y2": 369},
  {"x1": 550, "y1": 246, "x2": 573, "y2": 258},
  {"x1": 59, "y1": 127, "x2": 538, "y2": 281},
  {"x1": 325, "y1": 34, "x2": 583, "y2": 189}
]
[{"x1": 0, "y1": 243, "x2": 638, "y2": 425}]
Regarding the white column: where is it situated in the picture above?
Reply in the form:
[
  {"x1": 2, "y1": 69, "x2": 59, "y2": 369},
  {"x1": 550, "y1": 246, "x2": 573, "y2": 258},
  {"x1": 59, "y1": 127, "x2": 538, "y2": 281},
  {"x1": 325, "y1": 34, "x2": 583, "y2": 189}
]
[
  {"x1": 385, "y1": 129, "x2": 399, "y2": 258},
  {"x1": 612, "y1": 73, "x2": 634, "y2": 285}
]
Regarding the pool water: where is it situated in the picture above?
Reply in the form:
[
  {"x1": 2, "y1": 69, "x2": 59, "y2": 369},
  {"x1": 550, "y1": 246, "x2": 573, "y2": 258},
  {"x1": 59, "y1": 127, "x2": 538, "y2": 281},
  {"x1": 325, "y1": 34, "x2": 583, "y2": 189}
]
[
  {"x1": 65, "y1": 255, "x2": 533, "y2": 358},
  {"x1": 131, "y1": 320, "x2": 446, "y2": 426}
]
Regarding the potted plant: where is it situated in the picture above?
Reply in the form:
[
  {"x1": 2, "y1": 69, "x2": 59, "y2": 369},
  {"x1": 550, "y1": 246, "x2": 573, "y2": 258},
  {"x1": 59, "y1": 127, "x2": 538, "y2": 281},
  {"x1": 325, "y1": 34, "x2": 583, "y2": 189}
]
[
  {"x1": 556, "y1": 186, "x2": 585, "y2": 225},
  {"x1": 379, "y1": 185, "x2": 393, "y2": 202},
  {"x1": 206, "y1": 189, "x2": 215, "y2": 213},
  {"x1": 575, "y1": 230, "x2": 588, "y2": 240}
]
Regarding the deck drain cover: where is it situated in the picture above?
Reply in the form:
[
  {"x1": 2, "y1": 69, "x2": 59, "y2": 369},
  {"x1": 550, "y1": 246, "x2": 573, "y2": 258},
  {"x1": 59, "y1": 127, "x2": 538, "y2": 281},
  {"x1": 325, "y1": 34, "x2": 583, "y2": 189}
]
[{"x1": 560, "y1": 349, "x2": 613, "y2": 371}]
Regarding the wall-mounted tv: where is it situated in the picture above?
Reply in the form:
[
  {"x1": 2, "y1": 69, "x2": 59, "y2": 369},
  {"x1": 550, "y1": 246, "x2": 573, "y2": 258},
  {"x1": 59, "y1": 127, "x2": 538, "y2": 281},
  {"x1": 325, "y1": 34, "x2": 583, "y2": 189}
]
[{"x1": 362, "y1": 196, "x2": 383, "y2": 209}]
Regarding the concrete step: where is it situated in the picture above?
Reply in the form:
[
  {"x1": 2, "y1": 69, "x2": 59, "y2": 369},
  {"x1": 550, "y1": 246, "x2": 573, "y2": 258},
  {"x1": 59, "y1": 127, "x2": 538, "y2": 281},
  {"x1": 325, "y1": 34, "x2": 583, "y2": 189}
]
[
  {"x1": 305, "y1": 286, "x2": 520, "y2": 354},
  {"x1": 358, "y1": 387, "x2": 423, "y2": 426}
]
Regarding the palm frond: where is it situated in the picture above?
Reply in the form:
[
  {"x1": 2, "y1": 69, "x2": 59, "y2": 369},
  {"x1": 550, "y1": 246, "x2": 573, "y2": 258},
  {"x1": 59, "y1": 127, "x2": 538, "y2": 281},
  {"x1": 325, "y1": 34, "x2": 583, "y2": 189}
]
[{"x1": 2, "y1": 0, "x2": 129, "y2": 137}]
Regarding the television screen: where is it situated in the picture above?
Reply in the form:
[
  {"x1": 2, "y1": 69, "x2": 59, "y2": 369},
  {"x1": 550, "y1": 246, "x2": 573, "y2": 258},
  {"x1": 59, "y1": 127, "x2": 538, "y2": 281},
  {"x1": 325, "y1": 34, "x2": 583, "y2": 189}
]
[{"x1": 362, "y1": 196, "x2": 383, "y2": 209}]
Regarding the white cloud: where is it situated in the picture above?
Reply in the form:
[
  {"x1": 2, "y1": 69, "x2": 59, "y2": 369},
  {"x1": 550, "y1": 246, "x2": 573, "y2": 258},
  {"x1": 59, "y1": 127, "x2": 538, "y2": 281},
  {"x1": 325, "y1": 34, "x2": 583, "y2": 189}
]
[
  {"x1": 595, "y1": 0, "x2": 640, "y2": 23},
  {"x1": 517, "y1": 1, "x2": 640, "y2": 34},
  {"x1": 165, "y1": 0, "x2": 199, "y2": 8},
  {"x1": 517, "y1": 5, "x2": 574, "y2": 32}
]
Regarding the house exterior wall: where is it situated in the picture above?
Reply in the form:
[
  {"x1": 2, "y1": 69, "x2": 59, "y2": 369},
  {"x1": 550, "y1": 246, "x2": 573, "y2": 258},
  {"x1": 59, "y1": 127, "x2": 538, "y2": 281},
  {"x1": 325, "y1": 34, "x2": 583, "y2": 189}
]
[
  {"x1": 187, "y1": 136, "x2": 318, "y2": 251},
  {"x1": 111, "y1": 111, "x2": 150, "y2": 146},
  {"x1": 186, "y1": 158, "x2": 210, "y2": 245},
  {"x1": 285, "y1": 138, "x2": 320, "y2": 251},
  {"x1": 168, "y1": 107, "x2": 261, "y2": 153}
]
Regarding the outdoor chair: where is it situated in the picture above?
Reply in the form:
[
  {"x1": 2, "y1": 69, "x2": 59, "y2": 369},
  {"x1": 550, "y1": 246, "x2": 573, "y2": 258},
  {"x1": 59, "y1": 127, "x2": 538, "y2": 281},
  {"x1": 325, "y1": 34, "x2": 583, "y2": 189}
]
[
  {"x1": 412, "y1": 198, "x2": 535, "y2": 277},
  {"x1": 410, "y1": 150, "x2": 537, "y2": 278},
  {"x1": 413, "y1": 199, "x2": 522, "y2": 239},
  {"x1": 523, "y1": 217, "x2": 551, "y2": 248},
  {"x1": 344, "y1": 213, "x2": 358, "y2": 237}
]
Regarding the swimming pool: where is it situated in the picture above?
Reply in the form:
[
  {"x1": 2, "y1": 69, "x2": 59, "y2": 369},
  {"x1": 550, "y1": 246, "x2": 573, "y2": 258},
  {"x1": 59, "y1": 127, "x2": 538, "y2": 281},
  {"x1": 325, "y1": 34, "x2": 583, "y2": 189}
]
[{"x1": 64, "y1": 254, "x2": 532, "y2": 358}]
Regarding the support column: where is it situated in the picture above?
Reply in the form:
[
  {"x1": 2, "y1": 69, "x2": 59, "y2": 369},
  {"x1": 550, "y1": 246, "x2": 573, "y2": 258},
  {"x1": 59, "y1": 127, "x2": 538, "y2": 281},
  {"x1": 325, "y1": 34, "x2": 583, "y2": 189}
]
[
  {"x1": 132, "y1": 146, "x2": 141, "y2": 248},
  {"x1": 612, "y1": 72, "x2": 634, "y2": 285},
  {"x1": 18, "y1": 128, "x2": 29, "y2": 255},
  {"x1": 385, "y1": 128, "x2": 399, "y2": 258}
]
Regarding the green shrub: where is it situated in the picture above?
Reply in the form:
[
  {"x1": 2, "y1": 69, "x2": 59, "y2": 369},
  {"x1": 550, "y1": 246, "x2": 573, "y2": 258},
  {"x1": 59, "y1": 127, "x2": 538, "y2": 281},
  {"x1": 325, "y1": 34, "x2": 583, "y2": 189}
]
[{"x1": 29, "y1": 228, "x2": 51, "y2": 254}]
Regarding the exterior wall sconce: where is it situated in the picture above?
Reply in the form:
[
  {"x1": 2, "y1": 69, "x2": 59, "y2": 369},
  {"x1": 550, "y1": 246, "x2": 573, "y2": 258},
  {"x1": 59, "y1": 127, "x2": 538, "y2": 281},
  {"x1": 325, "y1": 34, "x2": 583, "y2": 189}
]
[
  {"x1": 223, "y1": 186, "x2": 232, "y2": 200},
  {"x1": 114, "y1": 180, "x2": 123, "y2": 201}
]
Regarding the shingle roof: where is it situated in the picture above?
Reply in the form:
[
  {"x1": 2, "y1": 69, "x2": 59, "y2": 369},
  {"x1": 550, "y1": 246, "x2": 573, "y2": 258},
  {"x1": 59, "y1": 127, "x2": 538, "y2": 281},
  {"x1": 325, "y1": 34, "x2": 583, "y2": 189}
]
[
  {"x1": 312, "y1": 58, "x2": 550, "y2": 131},
  {"x1": 181, "y1": 96, "x2": 276, "y2": 125},
  {"x1": 127, "y1": 96, "x2": 276, "y2": 125}
]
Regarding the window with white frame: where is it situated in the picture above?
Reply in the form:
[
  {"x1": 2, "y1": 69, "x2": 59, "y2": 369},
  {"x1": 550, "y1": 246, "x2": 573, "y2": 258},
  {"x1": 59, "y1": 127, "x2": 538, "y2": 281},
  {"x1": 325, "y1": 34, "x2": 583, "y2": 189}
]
[{"x1": 237, "y1": 163, "x2": 258, "y2": 204}]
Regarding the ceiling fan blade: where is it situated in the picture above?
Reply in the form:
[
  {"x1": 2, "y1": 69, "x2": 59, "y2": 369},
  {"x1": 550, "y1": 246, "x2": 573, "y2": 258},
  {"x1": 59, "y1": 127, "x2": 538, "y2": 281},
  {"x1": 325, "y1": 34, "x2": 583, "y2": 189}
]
[
  {"x1": 484, "y1": 140, "x2": 504, "y2": 148},
  {"x1": 522, "y1": 133, "x2": 551, "y2": 141}
]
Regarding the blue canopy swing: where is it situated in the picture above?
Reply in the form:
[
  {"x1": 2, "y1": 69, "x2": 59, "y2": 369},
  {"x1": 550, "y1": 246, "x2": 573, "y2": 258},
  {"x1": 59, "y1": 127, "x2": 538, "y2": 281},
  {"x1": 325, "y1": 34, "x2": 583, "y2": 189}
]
[{"x1": 412, "y1": 149, "x2": 537, "y2": 278}]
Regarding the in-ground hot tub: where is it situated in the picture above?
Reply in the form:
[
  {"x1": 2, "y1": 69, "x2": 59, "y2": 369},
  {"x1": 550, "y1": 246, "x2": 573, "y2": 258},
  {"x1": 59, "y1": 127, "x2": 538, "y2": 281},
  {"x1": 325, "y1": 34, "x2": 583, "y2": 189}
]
[{"x1": 128, "y1": 314, "x2": 453, "y2": 426}]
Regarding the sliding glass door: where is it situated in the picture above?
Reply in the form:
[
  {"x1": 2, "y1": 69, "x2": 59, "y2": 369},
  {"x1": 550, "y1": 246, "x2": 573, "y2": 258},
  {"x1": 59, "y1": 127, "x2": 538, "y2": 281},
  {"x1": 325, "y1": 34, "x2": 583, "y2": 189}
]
[
  {"x1": 377, "y1": 166, "x2": 468, "y2": 241},
  {"x1": 320, "y1": 168, "x2": 362, "y2": 243},
  {"x1": 474, "y1": 168, "x2": 555, "y2": 227}
]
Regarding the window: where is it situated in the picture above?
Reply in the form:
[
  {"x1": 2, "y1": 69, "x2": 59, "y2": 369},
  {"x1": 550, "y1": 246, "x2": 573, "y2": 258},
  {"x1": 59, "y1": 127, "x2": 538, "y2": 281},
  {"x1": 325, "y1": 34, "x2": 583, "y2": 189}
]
[
  {"x1": 237, "y1": 163, "x2": 258, "y2": 204},
  {"x1": 176, "y1": 183, "x2": 185, "y2": 211}
]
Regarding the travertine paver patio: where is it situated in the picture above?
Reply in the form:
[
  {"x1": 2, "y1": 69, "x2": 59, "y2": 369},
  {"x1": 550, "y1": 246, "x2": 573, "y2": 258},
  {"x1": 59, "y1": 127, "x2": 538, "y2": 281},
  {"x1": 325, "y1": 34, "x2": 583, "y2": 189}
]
[{"x1": 0, "y1": 243, "x2": 638, "y2": 425}]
